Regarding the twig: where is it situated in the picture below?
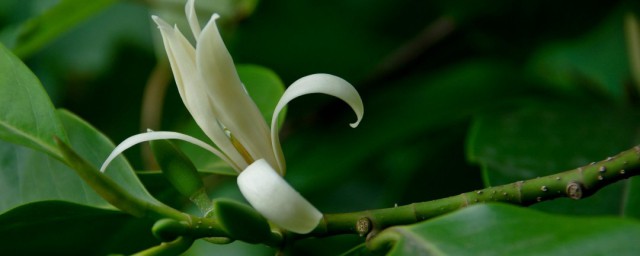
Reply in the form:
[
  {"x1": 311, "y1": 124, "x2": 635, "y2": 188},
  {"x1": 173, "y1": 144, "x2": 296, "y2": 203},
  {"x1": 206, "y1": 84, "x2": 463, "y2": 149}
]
[
  {"x1": 364, "y1": 16, "x2": 456, "y2": 85},
  {"x1": 307, "y1": 145, "x2": 640, "y2": 239},
  {"x1": 140, "y1": 61, "x2": 172, "y2": 170}
]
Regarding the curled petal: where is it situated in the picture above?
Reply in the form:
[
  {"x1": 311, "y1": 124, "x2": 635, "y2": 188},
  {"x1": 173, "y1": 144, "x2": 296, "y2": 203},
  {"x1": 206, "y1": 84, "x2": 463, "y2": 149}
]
[
  {"x1": 270, "y1": 74, "x2": 364, "y2": 173},
  {"x1": 237, "y1": 159, "x2": 322, "y2": 234},
  {"x1": 100, "y1": 131, "x2": 240, "y2": 173}
]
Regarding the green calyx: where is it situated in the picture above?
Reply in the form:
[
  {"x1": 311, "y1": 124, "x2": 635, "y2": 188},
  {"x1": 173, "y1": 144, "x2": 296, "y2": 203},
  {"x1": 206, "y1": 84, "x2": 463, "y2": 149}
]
[{"x1": 212, "y1": 199, "x2": 272, "y2": 244}]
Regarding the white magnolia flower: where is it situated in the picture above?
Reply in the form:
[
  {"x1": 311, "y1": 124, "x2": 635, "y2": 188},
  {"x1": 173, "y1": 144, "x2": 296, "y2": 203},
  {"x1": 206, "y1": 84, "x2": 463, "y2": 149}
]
[{"x1": 100, "y1": 0, "x2": 363, "y2": 234}]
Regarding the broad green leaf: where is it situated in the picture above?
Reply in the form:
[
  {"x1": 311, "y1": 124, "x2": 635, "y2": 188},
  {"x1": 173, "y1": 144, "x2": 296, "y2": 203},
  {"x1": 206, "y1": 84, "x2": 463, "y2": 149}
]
[
  {"x1": 363, "y1": 203, "x2": 640, "y2": 256},
  {"x1": 467, "y1": 101, "x2": 640, "y2": 216},
  {"x1": 529, "y1": 8, "x2": 629, "y2": 102},
  {"x1": 12, "y1": 0, "x2": 117, "y2": 58},
  {"x1": 0, "y1": 109, "x2": 156, "y2": 214},
  {"x1": 0, "y1": 42, "x2": 67, "y2": 160},
  {"x1": 58, "y1": 109, "x2": 158, "y2": 203},
  {"x1": 0, "y1": 139, "x2": 99, "y2": 212},
  {"x1": 0, "y1": 201, "x2": 156, "y2": 255}
]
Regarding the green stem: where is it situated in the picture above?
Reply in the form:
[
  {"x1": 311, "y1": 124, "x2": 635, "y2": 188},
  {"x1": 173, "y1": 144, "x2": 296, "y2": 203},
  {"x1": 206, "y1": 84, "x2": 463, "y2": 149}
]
[
  {"x1": 56, "y1": 137, "x2": 281, "y2": 246},
  {"x1": 131, "y1": 236, "x2": 195, "y2": 256},
  {"x1": 307, "y1": 145, "x2": 640, "y2": 239},
  {"x1": 626, "y1": 12, "x2": 640, "y2": 94},
  {"x1": 55, "y1": 137, "x2": 185, "y2": 220}
]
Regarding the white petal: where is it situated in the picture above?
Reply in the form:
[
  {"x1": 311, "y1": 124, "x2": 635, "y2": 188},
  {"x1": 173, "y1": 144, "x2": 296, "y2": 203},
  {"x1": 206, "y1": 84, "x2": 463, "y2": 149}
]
[
  {"x1": 270, "y1": 74, "x2": 364, "y2": 172},
  {"x1": 185, "y1": 0, "x2": 203, "y2": 39},
  {"x1": 237, "y1": 159, "x2": 322, "y2": 234},
  {"x1": 100, "y1": 131, "x2": 240, "y2": 173},
  {"x1": 152, "y1": 15, "x2": 248, "y2": 170},
  {"x1": 152, "y1": 15, "x2": 193, "y2": 107},
  {"x1": 196, "y1": 15, "x2": 278, "y2": 171}
]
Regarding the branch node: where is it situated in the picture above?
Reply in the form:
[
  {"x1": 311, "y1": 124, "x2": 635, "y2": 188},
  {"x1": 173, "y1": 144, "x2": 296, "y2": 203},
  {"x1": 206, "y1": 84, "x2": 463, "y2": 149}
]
[
  {"x1": 566, "y1": 182, "x2": 584, "y2": 200},
  {"x1": 598, "y1": 166, "x2": 607, "y2": 173},
  {"x1": 356, "y1": 217, "x2": 372, "y2": 237}
]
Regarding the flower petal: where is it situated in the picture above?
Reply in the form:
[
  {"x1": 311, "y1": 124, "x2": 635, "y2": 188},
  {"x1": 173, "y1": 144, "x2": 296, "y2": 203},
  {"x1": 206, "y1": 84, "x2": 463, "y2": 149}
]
[
  {"x1": 185, "y1": 0, "x2": 203, "y2": 39},
  {"x1": 196, "y1": 15, "x2": 278, "y2": 171},
  {"x1": 152, "y1": 15, "x2": 248, "y2": 170},
  {"x1": 270, "y1": 74, "x2": 364, "y2": 173},
  {"x1": 100, "y1": 131, "x2": 240, "y2": 173},
  {"x1": 237, "y1": 159, "x2": 322, "y2": 234}
]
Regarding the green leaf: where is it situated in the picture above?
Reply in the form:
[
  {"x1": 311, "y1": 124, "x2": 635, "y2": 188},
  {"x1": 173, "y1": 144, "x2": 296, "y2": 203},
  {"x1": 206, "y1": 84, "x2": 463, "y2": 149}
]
[
  {"x1": 0, "y1": 201, "x2": 156, "y2": 255},
  {"x1": 150, "y1": 139, "x2": 204, "y2": 198},
  {"x1": 0, "y1": 42, "x2": 67, "y2": 160},
  {"x1": 529, "y1": 8, "x2": 629, "y2": 102},
  {"x1": 365, "y1": 203, "x2": 640, "y2": 256},
  {"x1": 12, "y1": 0, "x2": 117, "y2": 58},
  {"x1": 467, "y1": 101, "x2": 640, "y2": 216},
  {"x1": 0, "y1": 109, "x2": 156, "y2": 214},
  {"x1": 59, "y1": 109, "x2": 157, "y2": 204}
]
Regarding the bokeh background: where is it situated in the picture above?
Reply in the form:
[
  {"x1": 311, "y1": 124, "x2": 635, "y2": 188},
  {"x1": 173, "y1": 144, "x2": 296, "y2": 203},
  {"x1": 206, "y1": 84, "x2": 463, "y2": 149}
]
[{"x1": 2, "y1": 0, "x2": 640, "y2": 254}]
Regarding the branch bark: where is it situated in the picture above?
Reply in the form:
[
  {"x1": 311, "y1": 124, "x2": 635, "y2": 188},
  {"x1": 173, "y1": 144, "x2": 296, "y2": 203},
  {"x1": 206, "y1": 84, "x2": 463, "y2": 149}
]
[{"x1": 306, "y1": 145, "x2": 640, "y2": 239}]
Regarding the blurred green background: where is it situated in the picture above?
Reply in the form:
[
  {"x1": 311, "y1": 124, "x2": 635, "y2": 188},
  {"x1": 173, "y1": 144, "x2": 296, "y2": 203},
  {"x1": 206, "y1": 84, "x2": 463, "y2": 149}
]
[{"x1": 2, "y1": 0, "x2": 640, "y2": 254}]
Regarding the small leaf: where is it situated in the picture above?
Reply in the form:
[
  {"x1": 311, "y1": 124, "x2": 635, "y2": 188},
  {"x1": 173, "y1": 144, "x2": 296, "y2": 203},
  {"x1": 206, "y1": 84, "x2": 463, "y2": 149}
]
[{"x1": 365, "y1": 203, "x2": 640, "y2": 256}]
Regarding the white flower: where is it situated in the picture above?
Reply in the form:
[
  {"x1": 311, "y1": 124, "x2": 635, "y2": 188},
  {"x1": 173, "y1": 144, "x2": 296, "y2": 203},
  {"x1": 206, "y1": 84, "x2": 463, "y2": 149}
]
[{"x1": 100, "y1": 0, "x2": 363, "y2": 234}]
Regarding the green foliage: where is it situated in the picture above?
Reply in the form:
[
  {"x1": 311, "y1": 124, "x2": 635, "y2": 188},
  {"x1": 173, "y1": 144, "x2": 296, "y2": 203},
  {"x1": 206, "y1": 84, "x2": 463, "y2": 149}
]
[
  {"x1": 1, "y1": 0, "x2": 640, "y2": 255},
  {"x1": 0, "y1": 43, "x2": 66, "y2": 160},
  {"x1": 530, "y1": 8, "x2": 630, "y2": 102},
  {"x1": 11, "y1": 0, "x2": 117, "y2": 58},
  {"x1": 358, "y1": 203, "x2": 640, "y2": 255},
  {"x1": 0, "y1": 44, "x2": 153, "y2": 214},
  {"x1": 151, "y1": 139, "x2": 204, "y2": 198},
  {"x1": 211, "y1": 199, "x2": 271, "y2": 244},
  {"x1": 467, "y1": 101, "x2": 640, "y2": 216},
  {"x1": 0, "y1": 201, "x2": 156, "y2": 255}
]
